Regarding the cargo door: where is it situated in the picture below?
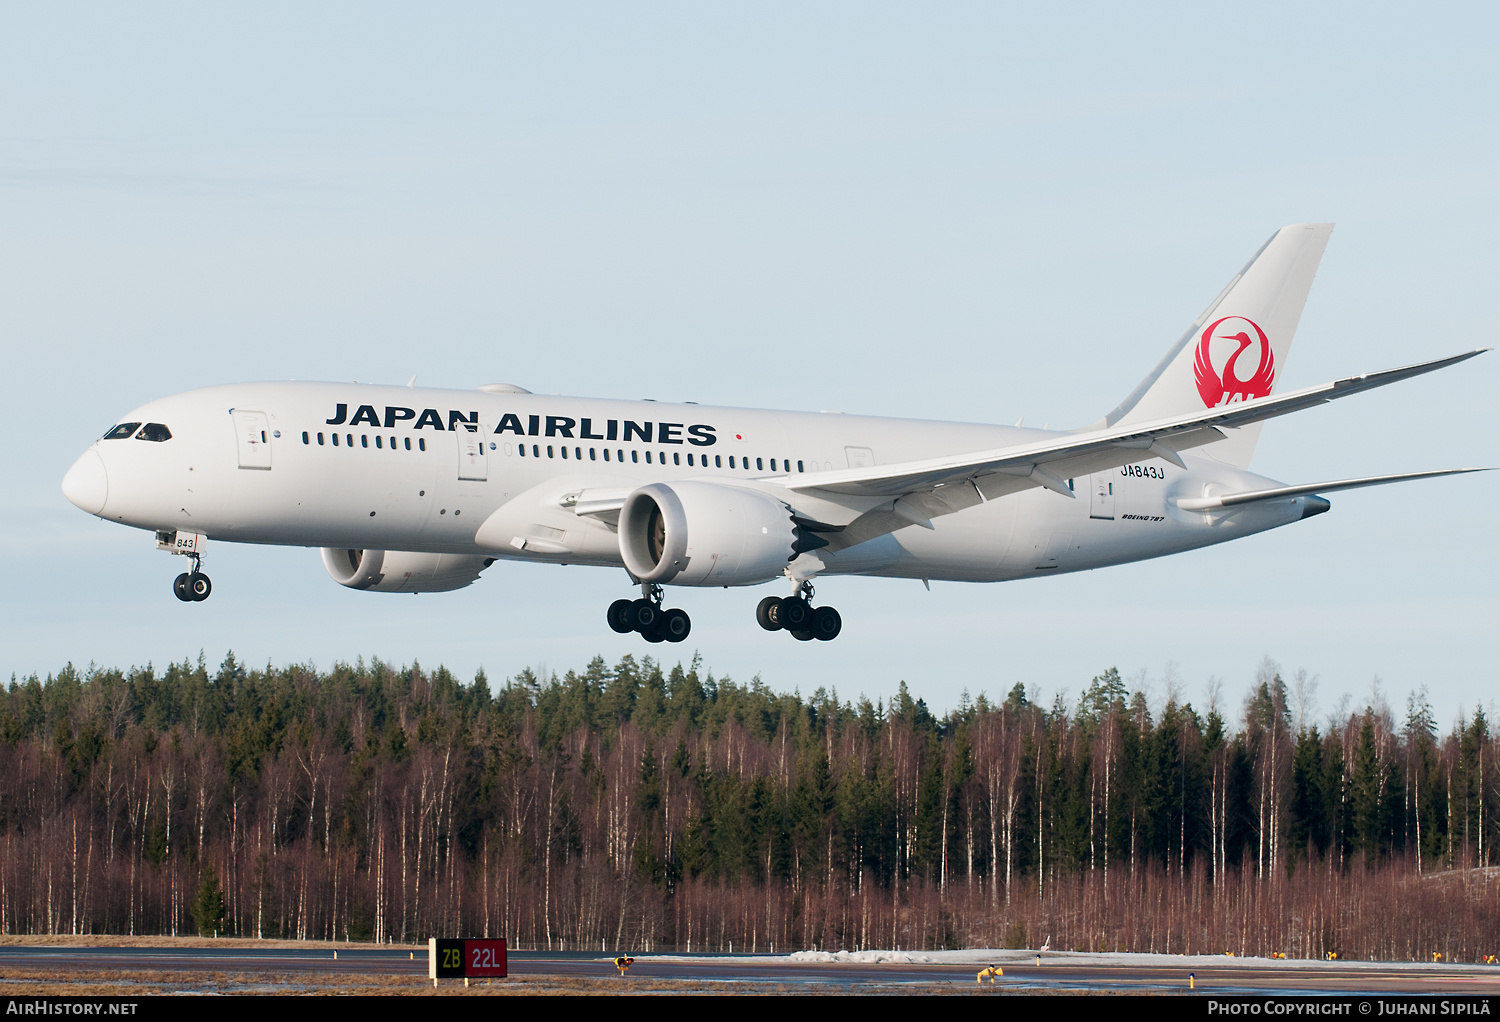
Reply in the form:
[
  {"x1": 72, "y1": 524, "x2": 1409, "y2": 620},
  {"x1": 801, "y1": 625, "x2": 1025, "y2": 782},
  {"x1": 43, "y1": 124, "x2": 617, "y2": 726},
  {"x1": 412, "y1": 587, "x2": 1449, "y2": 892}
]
[{"x1": 1035, "y1": 531, "x2": 1073, "y2": 571}]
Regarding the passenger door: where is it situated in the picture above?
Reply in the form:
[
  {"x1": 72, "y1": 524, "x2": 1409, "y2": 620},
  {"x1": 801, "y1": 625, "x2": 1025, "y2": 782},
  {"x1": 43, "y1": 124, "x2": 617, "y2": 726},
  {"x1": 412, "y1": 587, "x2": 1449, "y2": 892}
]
[
  {"x1": 1089, "y1": 474, "x2": 1115, "y2": 520},
  {"x1": 456, "y1": 422, "x2": 488, "y2": 481},
  {"x1": 231, "y1": 410, "x2": 272, "y2": 470}
]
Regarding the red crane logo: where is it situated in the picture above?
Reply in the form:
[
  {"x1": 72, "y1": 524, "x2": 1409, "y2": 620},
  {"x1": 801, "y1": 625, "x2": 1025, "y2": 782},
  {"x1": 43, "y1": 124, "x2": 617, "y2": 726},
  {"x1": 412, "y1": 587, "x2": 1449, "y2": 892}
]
[{"x1": 1194, "y1": 315, "x2": 1275, "y2": 408}]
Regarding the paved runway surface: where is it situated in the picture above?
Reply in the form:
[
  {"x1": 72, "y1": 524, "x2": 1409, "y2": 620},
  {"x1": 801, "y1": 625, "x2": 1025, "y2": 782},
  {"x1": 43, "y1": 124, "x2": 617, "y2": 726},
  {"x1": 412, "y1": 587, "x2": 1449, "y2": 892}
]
[{"x1": 2, "y1": 945, "x2": 1498, "y2": 994}]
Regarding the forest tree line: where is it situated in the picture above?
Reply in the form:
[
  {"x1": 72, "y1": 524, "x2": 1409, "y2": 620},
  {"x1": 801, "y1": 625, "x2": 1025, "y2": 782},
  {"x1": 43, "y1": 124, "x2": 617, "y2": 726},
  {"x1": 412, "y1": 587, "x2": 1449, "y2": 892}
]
[{"x1": 0, "y1": 652, "x2": 1495, "y2": 961}]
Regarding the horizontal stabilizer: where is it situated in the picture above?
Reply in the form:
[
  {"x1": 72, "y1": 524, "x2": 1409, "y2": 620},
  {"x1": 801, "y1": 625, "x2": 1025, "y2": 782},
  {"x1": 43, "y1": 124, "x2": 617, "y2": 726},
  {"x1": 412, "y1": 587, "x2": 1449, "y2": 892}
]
[{"x1": 1173, "y1": 468, "x2": 1492, "y2": 511}]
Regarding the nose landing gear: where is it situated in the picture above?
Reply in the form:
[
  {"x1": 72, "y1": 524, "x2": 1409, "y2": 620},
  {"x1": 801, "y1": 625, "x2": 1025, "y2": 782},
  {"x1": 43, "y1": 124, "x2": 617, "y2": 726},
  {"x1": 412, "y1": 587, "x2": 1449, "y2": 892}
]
[
  {"x1": 158, "y1": 531, "x2": 212, "y2": 603},
  {"x1": 608, "y1": 584, "x2": 690, "y2": 643},
  {"x1": 172, "y1": 553, "x2": 212, "y2": 603},
  {"x1": 757, "y1": 582, "x2": 841, "y2": 641}
]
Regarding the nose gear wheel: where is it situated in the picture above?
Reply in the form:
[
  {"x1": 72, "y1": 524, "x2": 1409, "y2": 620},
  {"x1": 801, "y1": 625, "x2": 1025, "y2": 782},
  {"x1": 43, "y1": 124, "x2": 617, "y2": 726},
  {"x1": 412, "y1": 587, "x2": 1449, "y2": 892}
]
[{"x1": 172, "y1": 554, "x2": 212, "y2": 603}]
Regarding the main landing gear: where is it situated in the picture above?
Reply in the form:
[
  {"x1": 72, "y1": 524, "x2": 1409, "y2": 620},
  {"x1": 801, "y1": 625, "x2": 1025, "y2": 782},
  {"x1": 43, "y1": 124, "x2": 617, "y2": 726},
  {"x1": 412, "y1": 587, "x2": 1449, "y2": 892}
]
[
  {"x1": 172, "y1": 554, "x2": 212, "y2": 603},
  {"x1": 757, "y1": 581, "x2": 841, "y2": 641},
  {"x1": 608, "y1": 584, "x2": 691, "y2": 643}
]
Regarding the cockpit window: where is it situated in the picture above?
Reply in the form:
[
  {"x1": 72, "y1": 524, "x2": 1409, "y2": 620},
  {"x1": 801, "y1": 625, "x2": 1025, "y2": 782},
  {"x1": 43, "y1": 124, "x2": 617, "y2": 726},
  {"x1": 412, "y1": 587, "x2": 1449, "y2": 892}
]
[
  {"x1": 135, "y1": 423, "x2": 172, "y2": 442},
  {"x1": 103, "y1": 423, "x2": 141, "y2": 440}
]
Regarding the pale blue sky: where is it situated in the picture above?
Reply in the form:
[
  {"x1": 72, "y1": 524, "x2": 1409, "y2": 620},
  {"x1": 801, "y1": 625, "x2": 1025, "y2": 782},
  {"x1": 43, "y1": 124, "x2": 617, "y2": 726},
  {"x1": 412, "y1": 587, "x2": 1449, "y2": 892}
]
[{"x1": 3, "y1": 3, "x2": 1495, "y2": 728}]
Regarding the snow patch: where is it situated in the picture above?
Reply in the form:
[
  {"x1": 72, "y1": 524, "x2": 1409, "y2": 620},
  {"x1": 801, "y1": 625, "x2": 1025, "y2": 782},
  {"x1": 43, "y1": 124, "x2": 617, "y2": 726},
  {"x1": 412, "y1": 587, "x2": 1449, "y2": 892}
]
[
  {"x1": 789, "y1": 950, "x2": 937, "y2": 964},
  {"x1": 632, "y1": 949, "x2": 1469, "y2": 971}
]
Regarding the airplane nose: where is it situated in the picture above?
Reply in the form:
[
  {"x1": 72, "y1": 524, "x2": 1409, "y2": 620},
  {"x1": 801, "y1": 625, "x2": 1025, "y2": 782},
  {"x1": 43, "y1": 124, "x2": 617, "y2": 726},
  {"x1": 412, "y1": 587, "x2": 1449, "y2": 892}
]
[{"x1": 62, "y1": 450, "x2": 109, "y2": 515}]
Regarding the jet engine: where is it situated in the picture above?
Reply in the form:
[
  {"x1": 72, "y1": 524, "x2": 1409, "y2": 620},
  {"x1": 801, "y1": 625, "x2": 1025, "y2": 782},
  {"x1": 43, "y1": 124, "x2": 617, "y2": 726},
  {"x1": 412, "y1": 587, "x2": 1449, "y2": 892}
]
[
  {"x1": 320, "y1": 548, "x2": 494, "y2": 593},
  {"x1": 619, "y1": 481, "x2": 825, "y2": 586}
]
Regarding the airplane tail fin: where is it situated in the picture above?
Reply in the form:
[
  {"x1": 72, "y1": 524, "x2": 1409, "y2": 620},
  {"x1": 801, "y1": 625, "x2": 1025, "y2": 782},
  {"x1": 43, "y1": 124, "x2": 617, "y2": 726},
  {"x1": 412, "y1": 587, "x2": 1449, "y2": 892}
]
[{"x1": 1094, "y1": 223, "x2": 1334, "y2": 468}]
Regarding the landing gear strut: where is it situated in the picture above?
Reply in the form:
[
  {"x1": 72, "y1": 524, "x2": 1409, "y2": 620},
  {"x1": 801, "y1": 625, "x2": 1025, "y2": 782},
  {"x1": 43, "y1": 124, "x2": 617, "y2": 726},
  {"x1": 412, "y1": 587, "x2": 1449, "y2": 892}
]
[
  {"x1": 608, "y1": 583, "x2": 690, "y2": 643},
  {"x1": 172, "y1": 553, "x2": 212, "y2": 603},
  {"x1": 757, "y1": 581, "x2": 841, "y2": 641}
]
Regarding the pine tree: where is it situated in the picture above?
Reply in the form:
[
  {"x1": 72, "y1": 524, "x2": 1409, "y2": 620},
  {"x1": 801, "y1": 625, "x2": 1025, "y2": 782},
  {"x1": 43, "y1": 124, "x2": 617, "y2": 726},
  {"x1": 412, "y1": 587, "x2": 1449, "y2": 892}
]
[
  {"x1": 1289, "y1": 726, "x2": 1327, "y2": 865},
  {"x1": 191, "y1": 865, "x2": 224, "y2": 937},
  {"x1": 1350, "y1": 712, "x2": 1384, "y2": 861}
]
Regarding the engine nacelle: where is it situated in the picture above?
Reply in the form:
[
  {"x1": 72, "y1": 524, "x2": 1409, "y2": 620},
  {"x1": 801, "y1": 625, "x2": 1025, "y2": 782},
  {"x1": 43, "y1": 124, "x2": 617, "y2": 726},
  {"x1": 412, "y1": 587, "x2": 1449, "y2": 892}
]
[
  {"x1": 320, "y1": 548, "x2": 494, "y2": 593},
  {"x1": 619, "y1": 481, "x2": 805, "y2": 586}
]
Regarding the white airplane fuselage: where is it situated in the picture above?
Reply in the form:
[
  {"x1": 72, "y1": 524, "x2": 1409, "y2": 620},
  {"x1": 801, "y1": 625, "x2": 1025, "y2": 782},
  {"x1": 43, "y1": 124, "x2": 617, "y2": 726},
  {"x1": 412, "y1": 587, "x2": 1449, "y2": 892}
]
[
  {"x1": 68, "y1": 379, "x2": 1314, "y2": 586},
  {"x1": 65, "y1": 224, "x2": 1479, "y2": 641}
]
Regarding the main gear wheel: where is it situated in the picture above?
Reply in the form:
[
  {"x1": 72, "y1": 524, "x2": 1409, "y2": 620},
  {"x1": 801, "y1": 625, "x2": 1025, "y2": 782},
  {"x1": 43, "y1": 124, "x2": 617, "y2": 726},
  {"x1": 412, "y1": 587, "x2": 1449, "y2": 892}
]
[
  {"x1": 607, "y1": 584, "x2": 691, "y2": 642},
  {"x1": 755, "y1": 582, "x2": 841, "y2": 641}
]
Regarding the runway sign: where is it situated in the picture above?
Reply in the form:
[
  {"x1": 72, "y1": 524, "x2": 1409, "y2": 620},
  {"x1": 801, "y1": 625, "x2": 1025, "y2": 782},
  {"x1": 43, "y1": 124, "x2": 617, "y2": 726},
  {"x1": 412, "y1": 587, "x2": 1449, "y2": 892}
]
[{"x1": 428, "y1": 937, "x2": 508, "y2": 979}]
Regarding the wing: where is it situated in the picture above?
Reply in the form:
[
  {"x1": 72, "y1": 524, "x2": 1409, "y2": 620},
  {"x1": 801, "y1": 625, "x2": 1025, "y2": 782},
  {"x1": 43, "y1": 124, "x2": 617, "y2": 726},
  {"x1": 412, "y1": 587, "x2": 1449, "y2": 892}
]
[
  {"x1": 786, "y1": 349, "x2": 1485, "y2": 549},
  {"x1": 1173, "y1": 468, "x2": 1492, "y2": 511}
]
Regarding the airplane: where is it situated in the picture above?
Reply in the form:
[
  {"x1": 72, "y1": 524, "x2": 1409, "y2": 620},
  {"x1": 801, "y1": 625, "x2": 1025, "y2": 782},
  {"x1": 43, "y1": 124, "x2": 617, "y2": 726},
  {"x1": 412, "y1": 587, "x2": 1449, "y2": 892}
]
[{"x1": 60, "y1": 223, "x2": 1488, "y2": 644}]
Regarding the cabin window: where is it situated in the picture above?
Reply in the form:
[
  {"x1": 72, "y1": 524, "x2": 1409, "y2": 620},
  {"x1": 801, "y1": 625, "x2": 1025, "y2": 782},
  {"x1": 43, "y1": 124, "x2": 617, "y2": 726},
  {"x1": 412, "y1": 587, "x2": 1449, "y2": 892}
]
[
  {"x1": 102, "y1": 423, "x2": 141, "y2": 440},
  {"x1": 561, "y1": 446, "x2": 568, "y2": 459},
  {"x1": 631, "y1": 451, "x2": 638, "y2": 463},
  {"x1": 603, "y1": 449, "x2": 610, "y2": 462},
  {"x1": 547, "y1": 445, "x2": 555, "y2": 458},
  {"x1": 404, "y1": 438, "x2": 412, "y2": 450},
  {"x1": 715, "y1": 455, "x2": 722, "y2": 467},
  {"x1": 419, "y1": 438, "x2": 426, "y2": 451},
  {"x1": 317, "y1": 432, "x2": 325, "y2": 445},
  {"x1": 673, "y1": 452, "x2": 680, "y2": 466},
  {"x1": 645, "y1": 451, "x2": 652, "y2": 464},
  {"x1": 589, "y1": 448, "x2": 596, "y2": 460},
  {"x1": 756, "y1": 457, "x2": 763, "y2": 471},
  {"x1": 375, "y1": 436, "x2": 383, "y2": 449},
  {"x1": 729, "y1": 456, "x2": 736, "y2": 469},
  {"x1": 332, "y1": 433, "x2": 340, "y2": 447},
  {"x1": 798, "y1": 460, "x2": 804, "y2": 472},
  {"x1": 361, "y1": 435, "x2": 368, "y2": 448},
  {"x1": 135, "y1": 423, "x2": 172, "y2": 442},
  {"x1": 301, "y1": 431, "x2": 309, "y2": 444},
  {"x1": 346, "y1": 434, "x2": 353, "y2": 447}
]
